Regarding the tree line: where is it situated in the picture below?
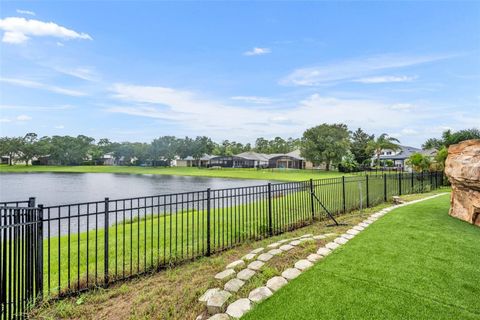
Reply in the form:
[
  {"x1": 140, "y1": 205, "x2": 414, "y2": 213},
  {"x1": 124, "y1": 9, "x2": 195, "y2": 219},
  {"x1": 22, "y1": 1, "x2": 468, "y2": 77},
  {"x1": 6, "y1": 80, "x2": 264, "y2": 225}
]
[
  {"x1": 0, "y1": 134, "x2": 301, "y2": 166},
  {"x1": 0, "y1": 126, "x2": 478, "y2": 171}
]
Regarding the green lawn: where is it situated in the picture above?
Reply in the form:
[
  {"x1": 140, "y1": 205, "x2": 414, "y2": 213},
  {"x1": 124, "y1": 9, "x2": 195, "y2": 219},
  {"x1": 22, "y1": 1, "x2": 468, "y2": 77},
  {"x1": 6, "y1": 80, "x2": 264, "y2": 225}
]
[
  {"x1": 243, "y1": 194, "x2": 480, "y2": 320},
  {"x1": 0, "y1": 165, "x2": 353, "y2": 181}
]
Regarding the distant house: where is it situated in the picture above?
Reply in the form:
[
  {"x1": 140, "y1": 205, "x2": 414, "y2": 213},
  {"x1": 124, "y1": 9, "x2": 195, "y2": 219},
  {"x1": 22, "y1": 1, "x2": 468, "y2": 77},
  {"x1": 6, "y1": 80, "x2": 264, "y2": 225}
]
[
  {"x1": 207, "y1": 150, "x2": 315, "y2": 169},
  {"x1": 175, "y1": 154, "x2": 214, "y2": 167},
  {"x1": 101, "y1": 152, "x2": 116, "y2": 166},
  {"x1": 376, "y1": 145, "x2": 437, "y2": 171},
  {"x1": 268, "y1": 149, "x2": 314, "y2": 169}
]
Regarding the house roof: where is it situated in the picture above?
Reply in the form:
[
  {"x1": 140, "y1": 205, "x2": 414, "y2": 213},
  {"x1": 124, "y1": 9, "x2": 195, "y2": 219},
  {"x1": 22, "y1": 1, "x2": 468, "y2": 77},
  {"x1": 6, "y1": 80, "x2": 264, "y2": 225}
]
[
  {"x1": 180, "y1": 154, "x2": 214, "y2": 161},
  {"x1": 235, "y1": 151, "x2": 270, "y2": 161},
  {"x1": 267, "y1": 149, "x2": 305, "y2": 161},
  {"x1": 379, "y1": 145, "x2": 436, "y2": 160}
]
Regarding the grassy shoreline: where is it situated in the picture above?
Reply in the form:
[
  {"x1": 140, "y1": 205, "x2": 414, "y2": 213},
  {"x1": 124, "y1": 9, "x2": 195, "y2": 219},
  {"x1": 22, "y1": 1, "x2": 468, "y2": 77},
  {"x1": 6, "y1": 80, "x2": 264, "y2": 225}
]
[
  {"x1": 244, "y1": 193, "x2": 479, "y2": 320},
  {"x1": 0, "y1": 165, "x2": 354, "y2": 182}
]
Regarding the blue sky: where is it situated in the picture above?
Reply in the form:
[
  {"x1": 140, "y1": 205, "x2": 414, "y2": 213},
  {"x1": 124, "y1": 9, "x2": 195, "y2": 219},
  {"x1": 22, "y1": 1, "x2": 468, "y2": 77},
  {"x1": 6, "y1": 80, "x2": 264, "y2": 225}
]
[{"x1": 0, "y1": 1, "x2": 479, "y2": 147}]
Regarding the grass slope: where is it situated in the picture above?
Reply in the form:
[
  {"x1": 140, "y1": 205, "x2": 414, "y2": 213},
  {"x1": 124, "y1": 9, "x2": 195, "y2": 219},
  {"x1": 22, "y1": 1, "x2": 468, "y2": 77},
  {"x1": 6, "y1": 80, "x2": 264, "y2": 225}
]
[
  {"x1": 243, "y1": 194, "x2": 480, "y2": 320},
  {"x1": 0, "y1": 165, "x2": 352, "y2": 181}
]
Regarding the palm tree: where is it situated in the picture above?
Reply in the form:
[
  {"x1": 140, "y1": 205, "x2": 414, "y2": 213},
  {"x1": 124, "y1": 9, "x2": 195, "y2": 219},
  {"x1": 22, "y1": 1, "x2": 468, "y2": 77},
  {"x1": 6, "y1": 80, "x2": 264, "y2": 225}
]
[{"x1": 367, "y1": 134, "x2": 400, "y2": 168}]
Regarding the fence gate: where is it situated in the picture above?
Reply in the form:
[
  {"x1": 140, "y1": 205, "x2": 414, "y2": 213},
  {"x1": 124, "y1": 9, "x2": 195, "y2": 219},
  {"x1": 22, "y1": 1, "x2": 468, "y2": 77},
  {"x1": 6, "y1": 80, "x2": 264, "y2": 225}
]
[{"x1": 0, "y1": 205, "x2": 43, "y2": 320}]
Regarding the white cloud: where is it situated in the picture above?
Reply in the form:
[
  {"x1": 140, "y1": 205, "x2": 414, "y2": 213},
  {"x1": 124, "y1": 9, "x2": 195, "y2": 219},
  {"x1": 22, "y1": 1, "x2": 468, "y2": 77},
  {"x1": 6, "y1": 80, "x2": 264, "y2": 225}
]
[
  {"x1": 0, "y1": 118, "x2": 12, "y2": 123},
  {"x1": 281, "y1": 53, "x2": 452, "y2": 86},
  {"x1": 0, "y1": 104, "x2": 75, "y2": 111},
  {"x1": 0, "y1": 17, "x2": 92, "y2": 44},
  {"x1": 54, "y1": 125, "x2": 65, "y2": 129},
  {"x1": 390, "y1": 103, "x2": 415, "y2": 111},
  {"x1": 231, "y1": 96, "x2": 276, "y2": 104},
  {"x1": 16, "y1": 9, "x2": 36, "y2": 16},
  {"x1": 56, "y1": 41, "x2": 64, "y2": 47},
  {"x1": 16, "y1": 114, "x2": 32, "y2": 121},
  {"x1": 353, "y1": 75, "x2": 417, "y2": 84},
  {"x1": 0, "y1": 77, "x2": 87, "y2": 96},
  {"x1": 244, "y1": 47, "x2": 271, "y2": 56},
  {"x1": 54, "y1": 67, "x2": 99, "y2": 81},
  {"x1": 107, "y1": 83, "x2": 437, "y2": 142}
]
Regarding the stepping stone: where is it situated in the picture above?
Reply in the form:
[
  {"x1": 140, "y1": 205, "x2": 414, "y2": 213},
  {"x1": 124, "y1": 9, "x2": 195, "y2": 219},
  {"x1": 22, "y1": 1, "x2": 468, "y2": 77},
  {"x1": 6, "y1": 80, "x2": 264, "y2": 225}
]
[
  {"x1": 325, "y1": 233, "x2": 337, "y2": 237},
  {"x1": 290, "y1": 240, "x2": 302, "y2": 246},
  {"x1": 334, "y1": 237, "x2": 348, "y2": 245},
  {"x1": 360, "y1": 222, "x2": 370, "y2": 227},
  {"x1": 300, "y1": 237, "x2": 314, "y2": 243},
  {"x1": 237, "y1": 268, "x2": 256, "y2": 281},
  {"x1": 199, "y1": 288, "x2": 220, "y2": 303},
  {"x1": 207, "y1": 314, "x2": 229, "y2": 320},
  {"x1": 277, "y1": 239, "x2": 290, "y2": 243},
  {"x1": 325, "y1": 242, "x2": 340, "y2": 250},
  {"x1": 268, "y1": 248, "x2": 283, "y2": 256},
  {"x1": 279, "y1": 244, "x2": 294, "y2": 251},
  {"x1": 353, "y1": 225, "x2": 365, "y2": 232},
  {"x1": 266, "y1": 276, "x2": 288, "y2": 292},
  {"x1": 248, "y1": 260, "x2": 264, "y2": 271},
  {"x1": 257, "y1": 253, "x2": 273, "y2": 262},
  {"x1": 215, "y1": 269, "x2": 235, "y2": 280},
  {"x1": 317, "y1": 247, "x2": 331, "y2": 256},
  {"x1": 295, "y1": 259, "x2": 313, "y2": 271},
  {"x1": 224, "y1": 278, "x2": 245, "y2": 293},
  {"x1": 313, "y1": 234, "x2": 327, "y2": 240},
  {"x1": 226, "y1": 298, "x2": 251, "y2": 319},
  {"x1": 226, "y1": 260, "x2": 245, "y2": 270},
  {"x1": 242, "y1": 253, "x2": 256, "y2": 261},
  {"x1": 282, "y1": 268, "x2": 301, "y2": 280},
  {"x1": 300, "y1": 234, "x2": 313, "y2": 238},
  {"x1": 341, "y1": 233, "x2": 355, "y2": 240},
  {"x1": 267, "y1": 242, "x2": 281, "y2": 248},
  {"x1": 307, "y1": 253, "x2": 322, "y2": 262},
  {"x1": 207, "y1": 290, "x2": 231, "y2": 314},
  {"x1": 250, "y1": 248, "x2": 264, "y2": 254},
  {"x1": 346, "y1": 229, "x2": 360, "y2": 235},
  {"x1": 248, "y1": 286, "x2": 273, "y2": 303}
]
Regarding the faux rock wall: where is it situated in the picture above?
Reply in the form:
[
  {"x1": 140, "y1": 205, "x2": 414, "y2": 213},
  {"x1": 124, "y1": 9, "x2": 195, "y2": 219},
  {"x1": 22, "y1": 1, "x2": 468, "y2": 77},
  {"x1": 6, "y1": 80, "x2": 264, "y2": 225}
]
[{"x1": 444, "y1": 139, "x2": 480, "y2": 226}]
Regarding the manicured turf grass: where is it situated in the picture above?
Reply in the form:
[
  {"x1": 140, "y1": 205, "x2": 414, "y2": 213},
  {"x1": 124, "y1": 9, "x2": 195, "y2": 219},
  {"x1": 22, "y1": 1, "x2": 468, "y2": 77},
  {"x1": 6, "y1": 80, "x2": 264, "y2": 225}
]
[
  {"x1": 243, "y1": 194, "x2": 480, "y2": 320},
  {"x1": 0, "y1": 165, "x2": 353, "y2": 181}
]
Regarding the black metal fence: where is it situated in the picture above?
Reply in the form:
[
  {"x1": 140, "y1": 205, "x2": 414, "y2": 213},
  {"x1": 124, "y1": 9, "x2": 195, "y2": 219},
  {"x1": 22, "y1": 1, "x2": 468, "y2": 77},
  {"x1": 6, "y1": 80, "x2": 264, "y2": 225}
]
[
  {"x1": 1, "y1": 171, "x2": 443, "y2": 319},
  {"x1": 1, "y1": 200, "x2": 43, "y2": 320}
]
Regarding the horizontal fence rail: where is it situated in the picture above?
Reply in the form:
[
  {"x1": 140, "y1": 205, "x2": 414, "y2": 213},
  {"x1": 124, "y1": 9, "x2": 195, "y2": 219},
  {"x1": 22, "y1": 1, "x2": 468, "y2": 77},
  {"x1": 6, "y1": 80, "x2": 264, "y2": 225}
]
[{"x1": 1, "y1": 171, "x2": 444, "y2": 319}]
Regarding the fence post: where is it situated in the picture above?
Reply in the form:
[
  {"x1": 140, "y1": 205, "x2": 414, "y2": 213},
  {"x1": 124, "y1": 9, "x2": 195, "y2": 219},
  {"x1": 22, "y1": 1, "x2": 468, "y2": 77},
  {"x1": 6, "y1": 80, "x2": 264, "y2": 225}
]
[
  {"x1": 411, "y1": 171, "x2": 414, "y2": 192},
  {"x1": 267, "y1": 183, "x2": 273, "y2": 236},
  {"x1": 206, "y1": 188, "x2": 211, "y2": 256},
  {"x1": 365, "y1": 175, "x2": 370, "y2": 207},
  {"x1": 398, "y1": 172, "x2": 402, "y2": 196},
  {"x1": 421, "y1": 171, "x2": 424, "y2": 192},
  {"x1": 28, "y1": 197, "x2": 36, "y2": 208},
  {"x1": 383, "y1": 173, "x2": 387, "y2": 202},
  {"x1": 342, "y1": 176, "x2": 346, "y2": 213},
  {"x1": 430, "y1": 171, "x2": 433, "y2": 189},
  {"x1": 36, "y1": 204, "x2": 44, "y2": 302},
  {"x1": 104, "y1": 197, "x2": 109, "y2": 286},
  {"x1": 309, "y1": 179, "x2": 315, "y2": 220}
]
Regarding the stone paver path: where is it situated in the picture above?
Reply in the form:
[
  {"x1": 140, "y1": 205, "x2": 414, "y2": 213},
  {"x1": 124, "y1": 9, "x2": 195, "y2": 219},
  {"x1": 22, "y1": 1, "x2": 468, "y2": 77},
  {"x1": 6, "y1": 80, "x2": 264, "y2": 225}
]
[
  {"x1": 215, "y1": 269, "x2": 235, "y2": 280},
  {"x1": 266, "y1": 276, "x2": 288, "y2": 292},
  {"x1": 248, "y1": 286, "x2": 273, "y2": 303},
  {"x1": 226, "y1": 298, "x2": 251, "y2": 319},
  {"x1": 224, "y1": 278, "x2": 245, "y2": 293},
  {"x1": 282, "y1": 268, "x2": 301, "y2": 280},
  {"x1": 237, "y1": 268, "x2": 256, "y2": 281}
]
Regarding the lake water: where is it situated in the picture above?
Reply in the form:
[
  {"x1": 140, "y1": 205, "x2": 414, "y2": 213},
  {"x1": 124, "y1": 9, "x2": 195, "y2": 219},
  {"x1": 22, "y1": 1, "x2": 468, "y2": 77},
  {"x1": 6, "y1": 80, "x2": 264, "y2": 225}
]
[{"x1": 0, "y1": 172, "x2": 275, "y2": 206}]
